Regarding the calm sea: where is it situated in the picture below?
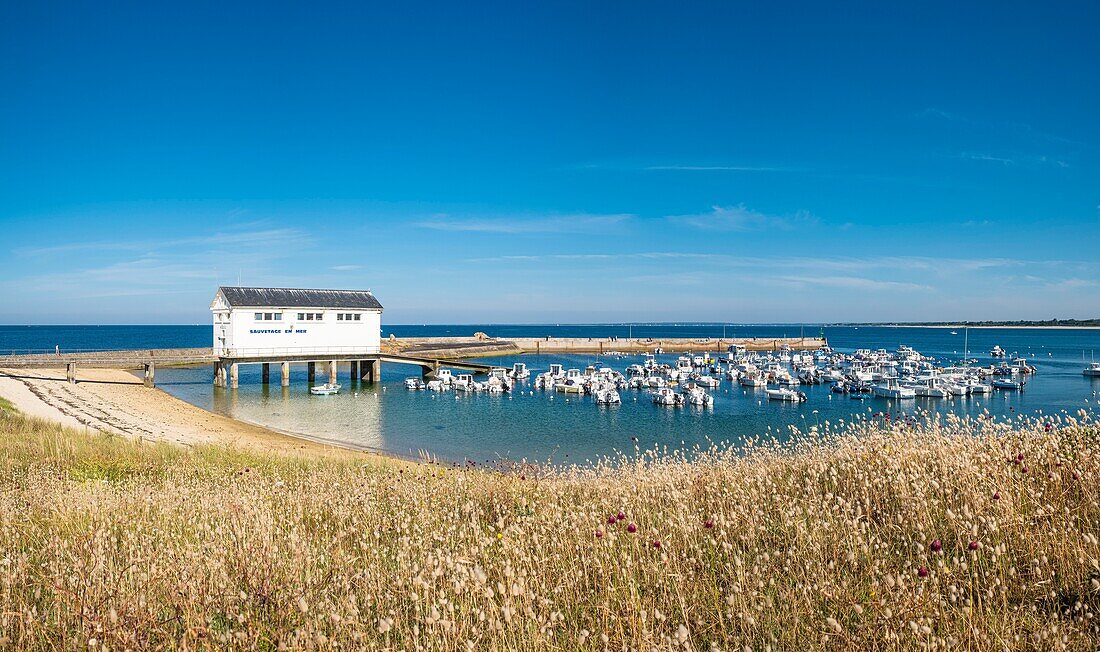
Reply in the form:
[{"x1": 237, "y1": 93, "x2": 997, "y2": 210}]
[{"x1": 3, "y1": 324, "x2": 1099, "y2": 464}]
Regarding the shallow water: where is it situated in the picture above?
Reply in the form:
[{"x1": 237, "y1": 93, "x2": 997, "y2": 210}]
[
  {"x1": 4, "y1": 324, "x2": 1098, "y2": 464},
  {"x1": 156, "y1": 326, "x2": 1100, "y2": 464}
]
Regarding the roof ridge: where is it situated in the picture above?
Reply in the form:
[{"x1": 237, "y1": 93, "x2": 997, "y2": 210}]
[{"x1": 218, "y1": 286, "x2": 374, "y2": 293}]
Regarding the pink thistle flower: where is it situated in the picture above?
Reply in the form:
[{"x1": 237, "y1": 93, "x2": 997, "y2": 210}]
[
  {"x1": 704, "y1": 519, "x2": 715, "y2": 529},
  {"x1": 617, "y1": 511, "x2": 626, "y2": 521},
  {"x1": 968, "y1": 541, "x2": 979, "y2": 551},
  {"x1": 627, "y1": 523, "x2": 637, "y2": 534},
  {"x1": 652, "y1": 540, "x2": 661, "y2": 549},
  {"x1": 930, "y1": 539, "x2": 942, "y2": 553},
  {"x1": 917, "y1": 566, "x2": 929, "y2": 578},
  {"x1": 993, "y1": 491, "x2": 1001, "y2": 500},
  {"x1": 595, "y1": 529, "x2": 604, "y2": 539},
  {"x1": 607, "y1": 515, "x2": 617, "y2": 525}
]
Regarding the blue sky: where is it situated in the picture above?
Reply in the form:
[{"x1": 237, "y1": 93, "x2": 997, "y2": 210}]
[{"x1": 1, "y1": 1, "x2": 1098, "y2": 324}]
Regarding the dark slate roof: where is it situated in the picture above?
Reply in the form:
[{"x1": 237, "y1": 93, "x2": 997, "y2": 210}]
[{"x1": 218, "y1": 287, "x2": 383, "y2": 310}]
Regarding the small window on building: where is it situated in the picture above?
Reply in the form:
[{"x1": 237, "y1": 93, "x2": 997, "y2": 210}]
[
  {"x1": 337, "y1": 313, "x2": 344, "y2": 321},
  {"x1": 306, "y1": 313, "x2": 314, "y2": 321},
  {"x1": 297, "y1": 313, "x2": 304, "y2": 320},
  {"x1": 315, "y1": 313, "x2": 323, "y2": 320},
  {"x1": 254, "y1": 312, "x2": 263, "y2": 320},
  {"x1": 263, "y1": 313, "x2": 272, "y2": 320},
  {"x1": 353, "y1": 314, "x2": 361, "y2": 321},
  {"x1": 274, "y1": 313, "x2": 282, "y2": 321}
]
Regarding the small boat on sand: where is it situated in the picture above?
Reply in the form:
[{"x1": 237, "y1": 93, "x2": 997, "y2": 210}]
[{"x1": 310, "y1": 383, "x2": 341, "y2": 395}]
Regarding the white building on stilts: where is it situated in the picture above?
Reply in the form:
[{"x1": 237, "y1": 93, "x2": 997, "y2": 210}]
[{"x1": 209, "y1": 286, "x2": 385, "y2": 388}]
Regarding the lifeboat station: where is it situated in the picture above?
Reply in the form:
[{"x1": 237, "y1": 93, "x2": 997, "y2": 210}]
[{"x1": 210, "y1": 287, "x2": 490, "y2": 388}]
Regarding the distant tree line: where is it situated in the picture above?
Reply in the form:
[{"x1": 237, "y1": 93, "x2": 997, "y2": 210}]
[{"x1": 837, "y1": 319, "x2": 1100, "y2": 327}]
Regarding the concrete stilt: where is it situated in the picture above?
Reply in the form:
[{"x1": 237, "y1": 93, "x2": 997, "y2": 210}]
[
  {"x1": 230, "y1": 363, "x2": 239, "y2": 389},
  {"x1": 368, "y1": 359, "x2": 382, "y2": 383},
  {"x1": 307, "y1": 362, "x2": 316, "y2": 383},
  {"x1": 143, "y1": 362, "x2": 155, "y2": 388},
  {"x1": 281, "y1": 361, "x2": 290, "y2": 387},
  {"x1": 261, "y1": 363, "x2": 270, "y2": 384},
  {"x1": 349, "y1": 360, "x2": 359, "y2": 381},
  {"x1": 213, "y1": 361, "x2": 222, "y2": 387},
  {"x1": 328, "y1": 360, "x2": 337, "y2": 385},
  {"x1": 66, "y1": 362, "x2": 77, "y2": 384}
]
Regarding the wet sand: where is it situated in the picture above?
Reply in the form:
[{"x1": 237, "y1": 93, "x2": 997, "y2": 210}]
[{"x1": 0, "y1": 367, "x2": 389, "y2": 460}]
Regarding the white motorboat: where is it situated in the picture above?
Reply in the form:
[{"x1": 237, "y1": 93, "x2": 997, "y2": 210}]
[
  {"x1": 681, "y1": 383, "x2": 714, "y2": 406},
  {"x1": 593, "y1": 385, "x2": 621, "y2": 405},
  {"x1": 509, "y1": 362, "x2": 530, "y2": 379},
  {"x1": 556, "y1": 369, "x2": 587, "y2": 394},
  {"x1": 1011, "y1": 358, "x2": 1036, "y2": 374},
  {"x1": 776, "y1": 373, "x2": 801, "y2": 386},
  {"x1": 872, "y1": 378, "x2": 916, "y2": 399},
  {"x1": 739, "y1": 372, "x2": 767, "y2": 387},
  {"x1": 486, "y1": 373, "x2": 512, "y2": 393},
  {"x1": 310, "y1": 383, "x2": 341, "y2": 395},
  {"x1": 651, "y1": 387, "x2": 685, "y2": 406},
  {"x1": 404, "y1": 377, "x2": 425, "y2": 390},
  {"x1": 966, "y1": 381, "x2": 992, "y2": 394},
  {"x1": 990, "y1": 345, "x2": 1006, "y2": 357},
  {"x1": 909, "y1": 377, "x2": 949, "y2": 398},
  {"x1": 1083, "y1": 362, "x2": 1100, "y2": 377},
  {"x1": 693, "y1": 374, "x2": 720, "y2": 388},
  {"x1": 992, "y1": 378, "x2": 1025, "y2": 391},
  {"x1": 766, "y1": 388, "x2": 806, "y2": 402}
]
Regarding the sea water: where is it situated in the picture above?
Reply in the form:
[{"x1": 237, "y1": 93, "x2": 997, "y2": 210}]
[{"x1": 3, "y1": 325, "x2": 1099, "y2": 464}]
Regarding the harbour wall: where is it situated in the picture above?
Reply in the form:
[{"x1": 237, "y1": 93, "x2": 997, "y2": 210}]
[{"x1": 384, "y1": 336, "x2": 827, "y2": 359}]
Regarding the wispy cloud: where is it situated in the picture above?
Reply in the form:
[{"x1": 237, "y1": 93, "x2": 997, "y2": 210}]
[
  {"x1": 959, "y1": 152, "x2": 1016, "y2": 165},
  {"x1": 414, "y1": 213, "x2": 633, "y2": 234},
  {"x1": 16, "y1": 227, "x2": 310, "y2": 257},
  {"x1": 8, "y1": 224, "x2": 319, "y2": 303},
  {"x1": 667, "y1": 204, "x2": 818, "y2": 231},
  {"x1": 644, "y1": 165, "x2": 788, "y2": 172},
  {"x1": 331, "y1": 265, "x2": 363, "y2": 271},
  {"x1": 462, "y1": 253, "x2": 1040, "y2": 278},
  {"x1": 958, "y1": 152, "x2": 1071, "y2": 168},
  {"x1": 772, "y1": 275, "x2": 932, "y2": 292}
]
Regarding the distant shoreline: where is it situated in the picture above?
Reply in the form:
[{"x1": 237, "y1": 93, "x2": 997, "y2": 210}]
[{"x1": 845, "y1": 324, "x2": 1100, "y2": 330}]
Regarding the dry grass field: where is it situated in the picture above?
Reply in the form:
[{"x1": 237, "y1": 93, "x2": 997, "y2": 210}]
[{"x1": 0, "y1": 407, "x2": 1097, "y2": 650}]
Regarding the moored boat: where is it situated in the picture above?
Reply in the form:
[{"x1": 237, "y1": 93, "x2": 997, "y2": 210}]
[
  {"x1": 310, "y1": 383, "x2": 341, "y2": 395},
  {"x1": 766, "y1": 388, "x2": 806, "y2": 402},
  {"x1": 871, "y1": 378, "x2": 916, "y2": 399}
]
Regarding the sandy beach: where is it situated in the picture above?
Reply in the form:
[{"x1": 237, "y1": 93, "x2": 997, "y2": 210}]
[{"x1": 0, "y1": 367, "x2": 379, "y2": 458}]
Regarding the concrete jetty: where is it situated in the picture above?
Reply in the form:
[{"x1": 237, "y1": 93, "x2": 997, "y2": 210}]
[
  {"x1": 383, "y1": 335, "x2": 827, "y2": 358},
  {"x1": 0, "y1": 335, "x2": 827, "y2": 388}
]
